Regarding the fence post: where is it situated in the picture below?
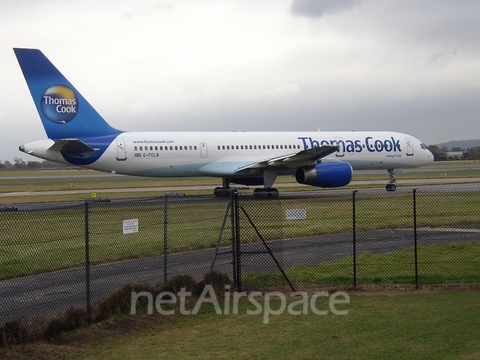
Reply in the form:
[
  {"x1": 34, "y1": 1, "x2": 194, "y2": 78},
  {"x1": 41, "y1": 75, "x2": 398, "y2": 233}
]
[
  {"x1": 163, "y1": 194, "x2": 168, "y2": 285},
  {"x1": 234, "y1": 191, "x2": 242, "y2": 292},
  {"x1": 230, "y1": 190, "x2": 240, "y2": 290},
  {"x1": 413, "y1": 189, "x2": 418, "y2": 289},
  {"x1": 352, "y1": 190, "x2": 357, "y2": 288},
  {"x1": 84, "y1": 200, "x2": 91, "y2": 325}
]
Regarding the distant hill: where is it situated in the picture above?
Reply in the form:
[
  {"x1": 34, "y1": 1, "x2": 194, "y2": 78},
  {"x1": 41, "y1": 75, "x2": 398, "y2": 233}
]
[{"x1": 434, "y1": 139, "x2": 480, "y2": 150}]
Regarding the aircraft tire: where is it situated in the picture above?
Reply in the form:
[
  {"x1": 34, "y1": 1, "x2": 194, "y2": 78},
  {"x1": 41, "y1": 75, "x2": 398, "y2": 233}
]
[{"x1": 386, "y1": 184, "x2": 396, "y2": 191}]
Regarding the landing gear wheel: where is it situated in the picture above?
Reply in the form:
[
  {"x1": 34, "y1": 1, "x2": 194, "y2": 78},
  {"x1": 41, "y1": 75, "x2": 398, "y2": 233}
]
[
  {"x1": 253, "y1": 188, "x2": 279, "y2": 198},
  {"x1": 386, "y1": 184, "x2": 396, "y2": 191},
  {"x1": 268, "y1": 188, "x2": 279, "y2": 198},
  {"x1": 253, "y1": 188, "x2": 266, "y2": 197},
  {"x1": 386, "y1": 169, "x2": 397, "y2": 192},
  {"x1": 214, "y1": 178, "x2": 236, "y2": 197},
  {"x1": 214, "y1": 187, "x2": 234, "y2": 197}
]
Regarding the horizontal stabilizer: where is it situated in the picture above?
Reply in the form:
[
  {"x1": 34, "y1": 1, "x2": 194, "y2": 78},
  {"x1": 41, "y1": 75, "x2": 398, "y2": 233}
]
[{"x1": 48, "y1": 139, "x2": 99, "y2": 156}]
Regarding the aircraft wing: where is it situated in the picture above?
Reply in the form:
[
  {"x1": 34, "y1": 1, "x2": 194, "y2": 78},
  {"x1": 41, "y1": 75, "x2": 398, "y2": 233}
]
[
  {"x1": 48, "y1": 139, "x2": 99, "y2": 156},
  {"x1": 235, "y1": 145, "x2": 339, "y2": 172}
]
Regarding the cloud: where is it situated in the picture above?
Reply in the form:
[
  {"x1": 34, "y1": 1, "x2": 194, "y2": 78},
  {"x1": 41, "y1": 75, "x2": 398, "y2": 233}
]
[
  {"x1": 239, "y1": 84, "x2": 300, "y2": 101},
  {"x1": 1, "y1": 0, "x2": 480, "y2": 162},
  {"x1": 290, "y1": 0, "x2": 361, "y2": 18},
  {"x1": 126, "y1": 100, "x2": 153, "y2": 114}
]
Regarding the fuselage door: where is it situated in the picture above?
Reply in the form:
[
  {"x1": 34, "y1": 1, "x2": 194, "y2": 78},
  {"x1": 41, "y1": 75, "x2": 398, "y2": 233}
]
[
  {"x1": 116, "y1": 138, "x2": 127, "y2": 161},
  {"x1": 405, "y1": 138, "x2": 414, "y2": 156},
  {"x1": 200, "y1": 143, "x2": 208, "y2": 158},
  {"x1": 334, "y1": 137, "x2": 344, "y2": 157}
]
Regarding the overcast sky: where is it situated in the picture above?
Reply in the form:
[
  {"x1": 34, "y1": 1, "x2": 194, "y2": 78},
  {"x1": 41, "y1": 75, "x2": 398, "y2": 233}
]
[{"x1": 1, "y1": 0, "x2": 479, "y2": 162}]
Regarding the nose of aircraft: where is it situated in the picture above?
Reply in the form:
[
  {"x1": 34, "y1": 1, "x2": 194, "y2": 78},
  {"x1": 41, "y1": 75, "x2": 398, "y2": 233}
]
[{"x1": 425, "y1": 148, "x2": 434, "y2": 164}]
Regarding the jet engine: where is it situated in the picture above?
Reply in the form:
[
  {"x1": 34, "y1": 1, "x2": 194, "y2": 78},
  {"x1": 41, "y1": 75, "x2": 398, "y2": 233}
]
[{"x1": 295, "y1": 162, "x2": 353, "y2": 188}]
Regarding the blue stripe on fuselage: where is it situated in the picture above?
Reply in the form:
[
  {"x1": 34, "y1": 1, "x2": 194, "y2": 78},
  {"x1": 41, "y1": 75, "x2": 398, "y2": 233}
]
[{"x1": 60, "y1": 134, "x2": 118, "y2": 166}]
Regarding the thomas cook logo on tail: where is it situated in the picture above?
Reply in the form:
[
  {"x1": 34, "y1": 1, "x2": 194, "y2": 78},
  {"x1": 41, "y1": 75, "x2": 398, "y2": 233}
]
[{"x1": 41, "y1": 85, "x2": 78, "y2": 124}]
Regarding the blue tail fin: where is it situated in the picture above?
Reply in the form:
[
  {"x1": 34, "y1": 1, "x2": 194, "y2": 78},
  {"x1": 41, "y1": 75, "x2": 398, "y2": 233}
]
[{"x1": 14, "y1": 48, "x2": 121, "y2": 140}]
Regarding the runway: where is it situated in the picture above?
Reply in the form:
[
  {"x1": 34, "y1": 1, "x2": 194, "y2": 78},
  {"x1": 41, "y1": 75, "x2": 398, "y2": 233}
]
[
  {"x1": 1, "y1": 177, "x2": 480, "y2": 198},
  {"x1": 2, "y1": 182, "x2": 480, "y2": 211},
  {"x1": 1, "y1": 161, "x2": 479, "y2": 199}
]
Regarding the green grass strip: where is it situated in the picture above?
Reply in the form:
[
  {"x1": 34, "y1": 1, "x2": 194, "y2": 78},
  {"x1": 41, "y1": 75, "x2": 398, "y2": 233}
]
[{"x1": 243, "y1": 241, "x2": 480, "y2": 286}]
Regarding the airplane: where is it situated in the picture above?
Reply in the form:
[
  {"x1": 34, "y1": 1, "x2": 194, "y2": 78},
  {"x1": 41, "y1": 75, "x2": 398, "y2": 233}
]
[{"x1": 14, "y1": 48, "x2": 433, "y2": 198}]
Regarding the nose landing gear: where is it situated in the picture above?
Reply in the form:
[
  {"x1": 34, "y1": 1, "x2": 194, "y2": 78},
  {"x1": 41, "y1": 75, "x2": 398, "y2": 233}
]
[{"x1": 386, "y1": 169, "x2": 397, "y2": 191}]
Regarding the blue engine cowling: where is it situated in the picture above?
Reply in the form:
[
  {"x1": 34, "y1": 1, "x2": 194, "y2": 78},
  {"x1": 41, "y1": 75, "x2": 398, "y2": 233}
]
[{"x1": 295, "y1": 162, "x2": 353, "y2": 188}]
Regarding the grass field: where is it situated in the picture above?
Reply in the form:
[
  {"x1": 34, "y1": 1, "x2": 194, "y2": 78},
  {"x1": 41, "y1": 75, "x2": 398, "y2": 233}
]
[
  {"x1": 6, "y1": 290, "x2": 480, "y2": 359},
  {"x1": 1, "y1": 164, "x2": 479, "y2": 359},
  {"x1": 0, "y1": 192, "x2": 480, "y2": 279},
  {"x1": 1, "y1": 191, "x2": 479, "y2": 280},
  {"x1": 244, "y1": 241, "x2": 480, "y2": 287}
]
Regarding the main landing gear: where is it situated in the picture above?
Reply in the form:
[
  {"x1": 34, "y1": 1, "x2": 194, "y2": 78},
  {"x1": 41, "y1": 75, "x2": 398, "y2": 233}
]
[
  {"x1": 213, "y1": 178, "x2": 236, "y2": 197},
  {"x1": 253, "y1": 188, "x2": 279, "y2": 198},
  {"x1": 386, "y1": 169, "x2": 397, "y2": 191},
  {"x1": 213, "y1": 177, "x2": 279, "y2": 198},
  {"x1": 213, "y1": 186, "x2": 235, "y2": 197}
]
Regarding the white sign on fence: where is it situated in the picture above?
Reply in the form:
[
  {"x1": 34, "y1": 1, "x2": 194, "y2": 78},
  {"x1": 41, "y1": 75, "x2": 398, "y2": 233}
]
[
  {"x1": 286, "y1": 209, "x2": 307, "y2": 220},
  {"x1": 123, "y1": 218, "x2": 139, "y2": 234}
]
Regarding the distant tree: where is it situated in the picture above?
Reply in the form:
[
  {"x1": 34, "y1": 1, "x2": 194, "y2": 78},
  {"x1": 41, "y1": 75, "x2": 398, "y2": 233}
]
[
  {"x1": 39, "y1": 160, "x2": 56, "y2": 169},
  {"x1": 427, "y1": 145, "x2": 447, "y2": 161},
  {"x1": 13, "y1": 157, "x2": 26, "y2": 169},
  {"x1": 463, "y1": 146, "x2": 480, "y2": 160},
  {"x1": 3, "y1": 161, "x2": 13, "y2": 169},
  {"x1": 27, "y1": 161, "x2": 39, "y2": 169},
  {"x1": 450, "y1": 146, "x2": 463, "y2": 152},
  {"x1": 39, "y1": 160, "x2": 71, "y2": 169}
]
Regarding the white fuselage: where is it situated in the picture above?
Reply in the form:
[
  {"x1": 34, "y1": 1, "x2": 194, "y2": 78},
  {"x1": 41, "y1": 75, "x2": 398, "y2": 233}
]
[{"x1": 22, "y1": 130, "x2": 433, "y2": 179}]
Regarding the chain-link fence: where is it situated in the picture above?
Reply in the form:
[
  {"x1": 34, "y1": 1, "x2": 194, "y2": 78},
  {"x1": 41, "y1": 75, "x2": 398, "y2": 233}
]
[{"x1": 1, "y1": 188, "x2": 479, "y2": 337}]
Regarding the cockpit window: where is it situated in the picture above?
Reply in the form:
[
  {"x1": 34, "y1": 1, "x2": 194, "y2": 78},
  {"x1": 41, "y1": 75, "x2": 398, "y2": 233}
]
[{"x1": 420, "y1": 143, "x2": 428, "y2": 150}]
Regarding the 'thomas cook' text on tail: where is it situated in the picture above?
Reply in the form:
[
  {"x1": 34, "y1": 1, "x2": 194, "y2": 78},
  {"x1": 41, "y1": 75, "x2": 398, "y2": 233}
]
[{"x1": 14, "y1": 48, "x2": 120, "y2": 140}]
